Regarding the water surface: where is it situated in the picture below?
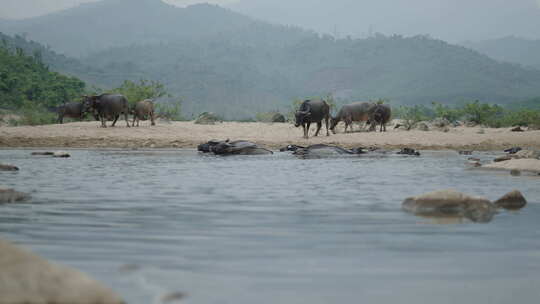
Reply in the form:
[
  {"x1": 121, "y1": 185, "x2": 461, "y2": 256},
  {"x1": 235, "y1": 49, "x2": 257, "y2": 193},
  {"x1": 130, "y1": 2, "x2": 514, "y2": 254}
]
[{"x1": 1, "y1": 149, "x2": 539, "y2": 304}]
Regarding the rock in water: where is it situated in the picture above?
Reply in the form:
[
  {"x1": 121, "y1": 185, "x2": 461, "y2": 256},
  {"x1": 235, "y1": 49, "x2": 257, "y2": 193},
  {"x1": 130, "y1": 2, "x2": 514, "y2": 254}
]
[
  {"x1": 402, "y1": 189, "x2": 496, "y2": 223},
  {"x1": 0, "y1": 164, "x2": 19, "y2": 171},
  {"x1": 31, "y1": 152, "x2": 54, "y2": 156},
  {"x1": 0, "y1": 187, "x2": 30, "y2": 203},
  {"x1": 53, "y1": 151, "x2": 71, "y2": 158},
  {"x1": 0, "y1": 239, "x2": 124, "y2": 304},
  {"x1": 494, "y1": 190, "x2": 527, "y2": 210}
]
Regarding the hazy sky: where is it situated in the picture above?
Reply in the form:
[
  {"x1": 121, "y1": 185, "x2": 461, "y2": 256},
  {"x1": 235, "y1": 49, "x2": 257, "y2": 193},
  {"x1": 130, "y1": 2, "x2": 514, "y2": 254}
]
[{"x1": 1, "y1": 0, "x2": 539, "y2": 42}]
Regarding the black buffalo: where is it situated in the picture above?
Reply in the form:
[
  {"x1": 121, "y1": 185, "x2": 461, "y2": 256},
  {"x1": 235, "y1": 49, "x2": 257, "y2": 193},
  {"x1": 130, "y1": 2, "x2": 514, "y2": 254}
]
[
  {"x1": 82, "y1": 94, "x2": 131, "y2": 128},
  {"x1": 49, "y1": 102, "x2": 96, "y2": 124},
  {"x1": 368, "y1": 104, "x2": 392, "y2": 132},
  {"x1": 294, "y1": 99, "x2": 331, "y2": 139}
]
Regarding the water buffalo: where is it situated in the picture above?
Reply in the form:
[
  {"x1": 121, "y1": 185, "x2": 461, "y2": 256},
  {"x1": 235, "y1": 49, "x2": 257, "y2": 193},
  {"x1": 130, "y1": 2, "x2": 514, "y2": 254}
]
[
  {"x1": 292, "y1": 144, "x2": 366, "y2": 156},
  {"x1": 131, "y1": 99, "x2": 156, "y2": 127},
  {"x1": 330, "y1": 102, "x2": 373, "y2": 133},
  {"x1": 198, "y1": 139, "x2": 273, "y2": 155},
  {"x1": 368, "y1": 104, "x2": 392, "y2": 132},
  {"x1": 50, "y1": 102, "x2": 95, "y2": 124},
  {"x1": 82, "y1": 94, "x2": 130, "y2": 128},
  {"x1": 294, "y1": 99, "x2": 330, "y2": 139}
]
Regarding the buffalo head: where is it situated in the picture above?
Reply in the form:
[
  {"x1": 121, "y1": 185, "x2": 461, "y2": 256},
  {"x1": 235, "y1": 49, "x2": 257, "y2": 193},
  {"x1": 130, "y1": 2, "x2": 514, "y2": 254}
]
[{"x1": 294, "y1": 110, "x2": 311, "y2": 127}]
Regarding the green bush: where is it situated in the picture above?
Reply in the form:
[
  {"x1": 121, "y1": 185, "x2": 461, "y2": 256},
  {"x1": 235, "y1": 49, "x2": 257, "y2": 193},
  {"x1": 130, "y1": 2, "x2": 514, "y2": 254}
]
[
  {"x1": 432, "y1": 102, "x2": 462, "y2": 122},
  {"x1": 155, "y1": 100, "x2": 183, "y2": 121},
  {"x1": 10, "y1": 100, "x2": 56, "y2": 126},
  {"x1": 394, "y1": 105, "x2": 432, "y2": 130}
]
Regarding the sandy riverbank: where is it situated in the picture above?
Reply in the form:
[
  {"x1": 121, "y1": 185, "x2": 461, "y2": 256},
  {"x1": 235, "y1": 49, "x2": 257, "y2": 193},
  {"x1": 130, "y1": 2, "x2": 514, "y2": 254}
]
[{"x1": 1, "y1": 120, "x2": 539, "y2": 150}]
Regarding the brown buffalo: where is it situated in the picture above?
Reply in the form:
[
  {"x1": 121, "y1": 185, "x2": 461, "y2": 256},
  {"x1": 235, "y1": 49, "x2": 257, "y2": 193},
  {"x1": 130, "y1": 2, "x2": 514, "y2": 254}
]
[{"x1": 131, "y1": 99, "x2": 156, "y2": 127}]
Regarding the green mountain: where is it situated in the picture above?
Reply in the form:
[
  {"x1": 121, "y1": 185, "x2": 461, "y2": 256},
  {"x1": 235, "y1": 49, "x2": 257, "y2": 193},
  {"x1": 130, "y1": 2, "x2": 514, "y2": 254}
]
[
  {"x1": 462, "y1": 36, "x2": 540, "y2": 70},
  {"x1": 2, "y1": 0, "x2": 540, "y2": 119},
  {"x1": 0, "y1": 42, "x2": 85, "y2": 110},
  {"x1": 1, "y1": 0, "x2": 291, "y2": 57}
]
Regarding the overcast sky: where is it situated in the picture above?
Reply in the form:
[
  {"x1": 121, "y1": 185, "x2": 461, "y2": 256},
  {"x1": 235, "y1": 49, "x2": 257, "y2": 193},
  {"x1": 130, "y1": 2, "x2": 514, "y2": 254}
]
[{"x1": 1, "y1": 0, "x2": 539, "y2": 42}]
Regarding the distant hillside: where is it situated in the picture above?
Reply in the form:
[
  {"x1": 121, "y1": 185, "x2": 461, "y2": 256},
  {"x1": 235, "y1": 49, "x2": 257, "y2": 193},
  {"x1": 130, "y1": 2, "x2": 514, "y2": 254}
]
[
  {"x1": 0, "y1": 42, "x2": 85, "y2": 110},
  {"x1": 0, "y1": 32, "x2": 112, "y2": 87},
  {"x1": 2, "y1": 0, "x2": 540, "y2": 119},
  {"x1": 0, "y1": 0, "x2": 307, "y2": 57},
  {"x1": 82, "y1": 34, "x2": 540, "y2": 118},
  {"x1": 463, "y1": 36, "x2": 540, "y2": 70}
]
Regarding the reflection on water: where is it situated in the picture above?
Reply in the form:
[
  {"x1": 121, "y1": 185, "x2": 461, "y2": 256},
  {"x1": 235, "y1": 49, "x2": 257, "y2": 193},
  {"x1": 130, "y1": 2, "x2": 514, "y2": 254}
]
[{"x1": 1, "y1": 149, "x2": 539, "y2": 304}]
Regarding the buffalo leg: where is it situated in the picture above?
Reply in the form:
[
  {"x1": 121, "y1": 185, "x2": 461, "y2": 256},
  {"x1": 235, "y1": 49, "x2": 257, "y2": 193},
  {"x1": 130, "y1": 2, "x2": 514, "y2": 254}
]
[
  {"x1": 132, "y1": 115, "x2": 137, "y2": 127},
  {"x1": 305, "y1": 122, "x2": 311, "y2": 139},
  {"x1": 57, "y1": 115, "x2": 63, "y2": 124},
  {"x1": 150, "y1": 112, "x2": 155, "y2": 126},
  {"x1": 325, "y1": 116, "x2": 329, "y2": 136},
  {"x1": 125, "y1": 112, "x2": 131, "y2": 128},
  {"x1": 100, "y1": 115, "x2": 107, "y2": 128},
  {"x1": 314, "y1": 122, "x2": 322, "y2": 136},
  {"x1": 110, "y1": 115, "x2": 119, "y2": 127}
]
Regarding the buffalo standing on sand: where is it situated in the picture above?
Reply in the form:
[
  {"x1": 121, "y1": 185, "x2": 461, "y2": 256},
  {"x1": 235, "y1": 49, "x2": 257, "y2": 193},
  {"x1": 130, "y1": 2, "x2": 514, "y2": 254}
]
[
  {"x1": 330, "y1": 102, "x2": 373, "y2": 133},
  {"x1": 82, "y1": 94, "x2": 131, "y2": 128},
  {"x1": 368, "y1": 104, "x2": 391, "y2": 132},
  {"x1": 131, "y1": 99, "x2": 156, "y2": 127},
  {"x1": 294, "y1": 99, "x2": 330, "y2": 139},
  {"x1": 50, "y1": 102, "x2": 97, "y2": 124}
]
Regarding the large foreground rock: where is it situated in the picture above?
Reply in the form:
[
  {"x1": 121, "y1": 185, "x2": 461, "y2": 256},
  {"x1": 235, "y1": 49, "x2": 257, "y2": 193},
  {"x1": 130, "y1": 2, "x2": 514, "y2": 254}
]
[
  {"x1": 0, "y1": 187, "x2": 30, "y2": 203},
  {"x1": 402, "y1": 189, "x2": 496, "y2": 222},
  {"x1": 0, "y1": 239, "x2": 124, "y2": 304}
]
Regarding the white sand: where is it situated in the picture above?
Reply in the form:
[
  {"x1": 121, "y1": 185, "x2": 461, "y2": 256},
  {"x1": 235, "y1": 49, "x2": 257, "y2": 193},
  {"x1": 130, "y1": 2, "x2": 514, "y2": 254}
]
[{"x1": 1, "y1": 120, "x2": 539, "y2": 150}]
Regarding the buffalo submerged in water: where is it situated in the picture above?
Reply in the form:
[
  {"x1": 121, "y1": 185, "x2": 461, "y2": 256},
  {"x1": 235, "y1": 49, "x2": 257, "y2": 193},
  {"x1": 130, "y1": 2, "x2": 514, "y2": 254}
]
[
  {"x1": 281, "y1": 144, "x2": 367, "y2": 156},
  {"x1": 198, "y1": 140, "x2": 273, "y2": 155}
]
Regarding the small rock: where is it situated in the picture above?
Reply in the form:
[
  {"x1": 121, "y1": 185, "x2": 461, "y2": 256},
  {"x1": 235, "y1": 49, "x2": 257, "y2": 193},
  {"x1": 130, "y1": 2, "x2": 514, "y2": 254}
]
[
  {"x1": 432, "y1": 118, "x2": 450, "y2": 128},
  {"x1": 468, "y1": 157, "x2": 481, "y2": 162},
  {"x1": 161, "y1": 292, "x2": 187, "y2": 303},
  {"x1": 459, "y1": 150, "x2": 473, "y2": 155},
  {"x1": 270, "y1": 112, "x2": 286, "y2": 123},
  {"x1": 514, "y1": 150, "x2": 540, "y2": 160},
  {"x1": 0, "y1": 239, "x2": 124, "y2": 304},
  {"x1": 31, "y1": 152, "x2": 54, "y2": 156},
  {"x1": 510, "y1": 169, "x2": 521, "y2": 176},
  {"x1": 441, "y1": 126, "x2": 450, "y2": 132},
  {"x1": 0, "y1": 187, "x2": 30, "y2": 203},
  {"x1": 416, "y1": 122, "x2": 429, "y2": 131},
  {"x1": 494, "y1": 190, "x2": 527, "y2": 210},
  {"x1": 0, "y1": 164, "x2": 19, "y2": 171},
  {"x1": 477, "y1": 128, "x2": 485, "y2": 134},
  {"x1": 402, "y1": 189, "x2": 496, "y2": 223},
  {"x1": 150, "y1": 144, "x2": 156, "y2": 149},
  {"x1": 468, "y1": 161, "x2": 482, "y2": 167},
  {"x1": 397, "y1": 148, "x2": 421, "y2": 156},
  {"x1": 53, "y1": 151, "x2": 70, "y2": 158},
  {"x1": 194, "y1": 112, "x2": 220, "y2": 125},
  {"x1": 494, "y1": 155, "x2": 512, "y2": 162},
  {"x1": 466, "y1": 121, "x2": 477, "y2": 127},
  {"x1": 511, "y1": 126, "x2": 525, "y2": 132},
  {"x1": 504, "y1": 147, "x2": 522, "y2": 154}
]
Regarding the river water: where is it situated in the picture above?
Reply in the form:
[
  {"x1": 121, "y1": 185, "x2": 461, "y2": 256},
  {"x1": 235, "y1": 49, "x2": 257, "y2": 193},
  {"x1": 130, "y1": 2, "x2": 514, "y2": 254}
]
[{"x1": 1, "y1": 149, "x2": 539, "y2": 304}]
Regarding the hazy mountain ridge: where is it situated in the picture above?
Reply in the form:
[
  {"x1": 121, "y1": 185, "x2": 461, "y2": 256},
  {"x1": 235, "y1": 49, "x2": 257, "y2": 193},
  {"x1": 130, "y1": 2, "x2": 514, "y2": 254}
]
[
  {"x1": 1, "y1": 0, "x2": 540, "y2": 119},
  {"x1": 462, "y1": 36, "x2": 540, "y2": 70},
  {"x1": 1, "y1": 0, "x2": 267, "y2": 57}
]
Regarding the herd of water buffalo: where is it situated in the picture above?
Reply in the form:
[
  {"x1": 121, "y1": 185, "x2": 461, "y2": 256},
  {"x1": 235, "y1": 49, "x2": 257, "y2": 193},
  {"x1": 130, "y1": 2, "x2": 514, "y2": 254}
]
[
  {"x1": 50, "y1": 93, "x2": 155, "y2": 127},
  {"x1": 50, "y1": 95, "x2": 391, "y2": 138}
]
